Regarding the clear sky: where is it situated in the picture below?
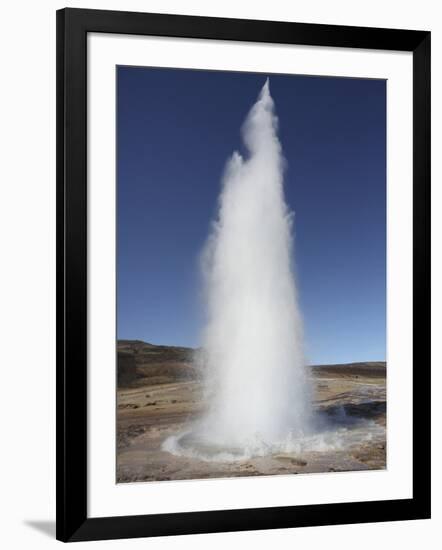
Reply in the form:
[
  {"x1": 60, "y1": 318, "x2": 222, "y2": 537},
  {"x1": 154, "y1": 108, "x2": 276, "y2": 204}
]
[{"x1": 117, "y1": 66, "x2": 386, "y2": 365}]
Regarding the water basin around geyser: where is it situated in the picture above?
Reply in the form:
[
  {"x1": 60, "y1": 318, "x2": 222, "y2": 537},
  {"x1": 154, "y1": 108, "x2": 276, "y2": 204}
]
[{"x1": 161, "y1": 412, "x2": 385, "y2": 464}]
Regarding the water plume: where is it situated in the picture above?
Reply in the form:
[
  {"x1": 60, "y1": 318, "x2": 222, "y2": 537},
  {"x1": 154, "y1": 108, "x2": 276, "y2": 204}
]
[{"x1": 165, "y1": 79, "x2": 312, "y2": 459}]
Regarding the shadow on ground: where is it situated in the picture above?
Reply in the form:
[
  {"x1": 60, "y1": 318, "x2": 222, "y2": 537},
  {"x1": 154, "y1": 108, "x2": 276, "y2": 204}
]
[{"x1": 24, "y1": 520, "x2": 56, "y2": 538}]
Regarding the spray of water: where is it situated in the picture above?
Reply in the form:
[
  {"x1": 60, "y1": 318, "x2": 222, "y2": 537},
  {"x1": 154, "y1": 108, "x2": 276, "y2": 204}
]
[
  {"x1": 200, "y1": 78, "x2": 311, "y2": 443},
  {"x1": 164, "y1": 79, "x2": 313, "y2": 460}
]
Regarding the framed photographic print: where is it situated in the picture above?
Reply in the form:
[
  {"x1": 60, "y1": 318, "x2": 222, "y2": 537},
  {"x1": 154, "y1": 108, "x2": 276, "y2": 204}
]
[{"x1": 56, "y1": 8, "x2": 431, "y2": 542}]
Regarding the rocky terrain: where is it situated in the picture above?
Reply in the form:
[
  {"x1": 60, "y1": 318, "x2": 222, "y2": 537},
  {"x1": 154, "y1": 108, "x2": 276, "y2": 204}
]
[{"x1": 116, "y1": 340, "x2": 386, "y2": 483}]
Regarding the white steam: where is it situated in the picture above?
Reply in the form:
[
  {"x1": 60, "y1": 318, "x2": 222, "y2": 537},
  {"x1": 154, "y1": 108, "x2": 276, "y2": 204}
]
[
  {"x1": 164, "y1": 79, "x2": 312, "y2": 459},
  {"x1": 198, "y1": 79, "x2": 311, "y2": 451}
]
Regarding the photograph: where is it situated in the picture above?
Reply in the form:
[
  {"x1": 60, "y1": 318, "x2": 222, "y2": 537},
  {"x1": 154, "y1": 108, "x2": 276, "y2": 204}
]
[
  {"x1": 0, "y1": 0, "x2": 435, "y2": 546},
  {"x1": 116, "y1": 67, "x2": 387, "y2": 484}
]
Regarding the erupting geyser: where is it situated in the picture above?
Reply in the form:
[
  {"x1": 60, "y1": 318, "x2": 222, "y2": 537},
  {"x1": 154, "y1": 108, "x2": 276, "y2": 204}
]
[{"x1": 164, "y1": 79, "x2": 312, "y2": 460}]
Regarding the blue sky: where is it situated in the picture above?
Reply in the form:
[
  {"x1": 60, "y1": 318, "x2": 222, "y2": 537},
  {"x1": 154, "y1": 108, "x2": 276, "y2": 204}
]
[{"x1": 117, "y1": 67, "x2": 386, "y2": 365}]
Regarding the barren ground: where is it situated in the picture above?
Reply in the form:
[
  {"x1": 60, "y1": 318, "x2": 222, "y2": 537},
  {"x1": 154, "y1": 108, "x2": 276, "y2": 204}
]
[{"x1": 116, "y1": 341, "x2": 386, "y2": 483}]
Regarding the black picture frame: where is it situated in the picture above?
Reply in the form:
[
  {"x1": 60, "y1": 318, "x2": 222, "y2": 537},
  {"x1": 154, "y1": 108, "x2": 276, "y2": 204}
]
[{"x1": 56, "y1": 7, "x2": 431, "y2": 542}]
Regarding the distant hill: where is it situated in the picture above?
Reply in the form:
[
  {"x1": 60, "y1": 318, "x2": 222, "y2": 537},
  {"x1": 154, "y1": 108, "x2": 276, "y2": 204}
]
[
  {"x1": 117, "y1": 340, "x2": 386, "y2": 387},
  {"x1": 311, "y1": 361, "x2": 386, "y2": 378},
  {"x1": 117, "y1": 340, "x2": 197, "y2": 387}
]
